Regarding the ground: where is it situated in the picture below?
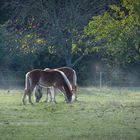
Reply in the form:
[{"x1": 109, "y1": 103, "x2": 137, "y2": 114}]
[{"x1": 0, "y1": 87, "x2": 140, "y2": 140}]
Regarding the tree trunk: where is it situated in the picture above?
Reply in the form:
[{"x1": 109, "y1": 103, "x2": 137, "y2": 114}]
[
  {"x1": 66, "y1": 55, "x2": 72, "y2": 67},
  {"x1": 65, "y1": 41, "x2": 73, "y2": 67}
]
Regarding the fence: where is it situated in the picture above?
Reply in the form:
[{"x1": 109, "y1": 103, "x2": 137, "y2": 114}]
[
  {"x1": 0, "y1": 71, "x2": 26, "y2": 89},
  {"x1": 77, "y1": 71, "x2": 140, "y2": 87},
  {"x1": 0, "y1": 70, "x2": 140, "y2": 88}
]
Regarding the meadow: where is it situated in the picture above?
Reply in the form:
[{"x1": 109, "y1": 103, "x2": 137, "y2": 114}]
[{"x1": 0, "y1": 87, "x2": 140, "y2": 140}]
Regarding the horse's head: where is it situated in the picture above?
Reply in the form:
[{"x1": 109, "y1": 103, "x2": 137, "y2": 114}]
[
  {"x1": 65, "y1": 89, "x2": 73, "y2": 103},
  {"x1": 35, "y1": 85, "x2": 43, "y2": 103}
]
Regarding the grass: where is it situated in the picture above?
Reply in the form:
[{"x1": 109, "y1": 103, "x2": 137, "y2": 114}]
[{"x1": 0, "y1": 87, "x2": 140, "y2": 140}]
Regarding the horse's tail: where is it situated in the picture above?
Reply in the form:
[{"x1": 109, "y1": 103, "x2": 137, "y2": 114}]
[
  {"x1": 59, "y1": 71, "x2": 72, "y2": 102},
  {"x1": 22, "y1": 72, "x2": 31, "y2": 105},
  {"x1": 25, "y1": 72, "x2": 32, "y2": 93}
]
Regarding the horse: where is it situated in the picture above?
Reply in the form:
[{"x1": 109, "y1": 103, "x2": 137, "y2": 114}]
[
  {"x1": 22, "y1": 69, "x2": 73, "y2": 105},
  {"x1": 35, "y1": 67, "x2": 77, "y2": 103}
]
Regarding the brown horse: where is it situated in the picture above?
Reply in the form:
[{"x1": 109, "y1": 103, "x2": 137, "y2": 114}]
[
  {"x1": 35, "y1": 67, "x2": 77, "y2": 103},
  {"x1": 55, "y1": 67, "x2": 77, "y2": 96},
  {"x1": 22, "y1": 69, "x2": 73, "y2": 105}
]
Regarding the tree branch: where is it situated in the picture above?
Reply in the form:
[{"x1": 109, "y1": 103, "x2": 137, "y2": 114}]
[{"x1": 72, "y1": 53, "x2": 87, "y2": 67}]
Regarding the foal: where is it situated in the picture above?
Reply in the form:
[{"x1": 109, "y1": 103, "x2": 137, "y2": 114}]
[
  {"x1": 22, "y1": 69, "x2": 73, "y2": 105},
  {"x1": 35, "y1": 67, "x2": 77, "y2": 103}
]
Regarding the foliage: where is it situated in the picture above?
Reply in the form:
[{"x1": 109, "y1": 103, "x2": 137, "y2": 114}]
[
  {"x1": 1, "y1": 0, "x2": 140, "y2": 85},
  {"x1": 5, "y1": 0, "x2": 115, "y2": 67},
  {"x1": 0, "y1": 24, "x2": 17, "y2": 69},
  {"x1": 85, "y1": 0, "x2": 140, "y2": 71},
  {"x1": 0, "y1": 25, "x2": 36, "y2": 70}
]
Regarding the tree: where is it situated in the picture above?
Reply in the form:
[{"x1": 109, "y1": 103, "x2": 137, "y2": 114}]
[
  {"x1": 5, "y1": 0, "x2": 115, "y2": 67},
  {"x1": 85, "y1": 0, "x2": 140, "y2": 71},
  {"x1": 0, "y1": 24, "x2": 37, "y2": 71},
  {"x1": 0, "y1": 24, "x2": 16, "y2": 69}
]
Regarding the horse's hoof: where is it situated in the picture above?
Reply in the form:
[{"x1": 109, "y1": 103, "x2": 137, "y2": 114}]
[{"x1": 30, "y1": 102, "x2": 34, "y2": 105}]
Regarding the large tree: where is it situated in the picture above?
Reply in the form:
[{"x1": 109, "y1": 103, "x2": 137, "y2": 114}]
[
  {"x1": 85, "y1": 0, "x2": 140, "y2": 71},
  {"x1": 5, "y1": 0, "x2": 115, "y2": 67}
]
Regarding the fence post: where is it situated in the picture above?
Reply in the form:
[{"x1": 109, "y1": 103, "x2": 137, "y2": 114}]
[{"x1": 99, "y1": 72, "x2": 102, "y2": 88}]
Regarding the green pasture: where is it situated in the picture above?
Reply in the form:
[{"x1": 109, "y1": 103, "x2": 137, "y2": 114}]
[{"x1": 0, "y1": 87, "x2": 140, "y2": 140}]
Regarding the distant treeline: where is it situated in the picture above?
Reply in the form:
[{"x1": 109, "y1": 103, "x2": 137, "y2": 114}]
[{"x1": 0, "y1": 0, "x2": 140, "y2": 87}]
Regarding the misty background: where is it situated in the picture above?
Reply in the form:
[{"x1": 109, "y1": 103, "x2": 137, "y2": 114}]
[{"x1": 0, "y1": 0, "x2": 140, "y2": 88}]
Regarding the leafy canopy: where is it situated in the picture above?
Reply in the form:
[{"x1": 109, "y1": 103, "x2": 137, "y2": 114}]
[{"x1": 85, "y1": 0, "x2": 140, "y2": 67}]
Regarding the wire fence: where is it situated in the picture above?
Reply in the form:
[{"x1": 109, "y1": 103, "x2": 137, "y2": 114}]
[
  {"x1": 0, "y1": 70, "x2": 140, "y2": 89},
  {"x1": 0, "y1": 71, "x2": 26, "y2": 89},
  {"x1": 77, "y1": 71, "x2": 140, "y2": 87}
]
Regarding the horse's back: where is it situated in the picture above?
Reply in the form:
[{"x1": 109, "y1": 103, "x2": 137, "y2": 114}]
[
  {"x1": 57, "y1": 67, "x2": 74, "y2": 73},
  {"x1": 27, "y1": 69, "x2": 42, "y2": 77},
  {"x1": 57, "y1": 67, "x2": 76, "y2": 83},
  {"x1": 26, "y1": 69, "x2": 43, "y2": 85}
]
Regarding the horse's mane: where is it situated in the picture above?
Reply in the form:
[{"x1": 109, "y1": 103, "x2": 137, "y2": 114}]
[{"x1": 53, "y1": 69, "x2": 72, "y2": 91}]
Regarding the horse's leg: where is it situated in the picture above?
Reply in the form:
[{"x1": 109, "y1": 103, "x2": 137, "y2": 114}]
[
  {"x1": 49, "y1": 89, "x2": 52, "y2": 102},
  {"x1": 48, "y1": 88, "x2": 52, "y2": 102},
  {"x1": 45, "y1": 88, "x2": 49, "y2": 103},
  {"x1": 72, "y1": 85, "x2": 77, "y2": 101},
  {"x1": 28, "y1": 86, "x2": 35, "y2": 105},
  {"x1": 22, "y1": 90, "x2": 27, "y2": 105},
  {"x1": 58, "y1": 86, "x2": 68, "y2": 103},
  {"x1": 75, "y1": 93, "x2": 77, "y2": 101},
  {"x1": 22, "y1": 89, "x2": 32, "y2": 105},
  {"x1": 35, "y1": 85, "x2": 41, "y2": 103},
  {"x1": 50, "y1": 87, "x2": 57, "y2": 103},
  {"x1": 28, "y1": 93, "x2": 33, "y2": 105},
  {"x1": 72, "y1": 91, "x2": 77, "y2": 101}
]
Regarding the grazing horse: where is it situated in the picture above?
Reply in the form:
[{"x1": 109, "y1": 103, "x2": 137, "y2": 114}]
[
  {"x1": 22, "y1": 69, "x2": 73, "y2": 105},
  {"x1": 35, "y1": 67, "x2": 77, "y2": 103}
]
